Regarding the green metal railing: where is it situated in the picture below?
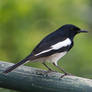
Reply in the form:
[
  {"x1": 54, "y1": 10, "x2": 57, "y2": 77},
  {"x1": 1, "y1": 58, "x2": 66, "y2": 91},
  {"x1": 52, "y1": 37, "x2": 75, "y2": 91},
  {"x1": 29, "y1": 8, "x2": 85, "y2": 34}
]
[{"x1": 0, "y1": 61, "x2": 92, "y2": 92}]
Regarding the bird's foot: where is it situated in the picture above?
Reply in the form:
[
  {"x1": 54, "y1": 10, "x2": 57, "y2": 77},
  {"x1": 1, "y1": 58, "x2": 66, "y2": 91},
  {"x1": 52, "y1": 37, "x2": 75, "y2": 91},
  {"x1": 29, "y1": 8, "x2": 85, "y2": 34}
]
[{"x1": 61, "y1": 72, "x2": 73, "y2": 78}]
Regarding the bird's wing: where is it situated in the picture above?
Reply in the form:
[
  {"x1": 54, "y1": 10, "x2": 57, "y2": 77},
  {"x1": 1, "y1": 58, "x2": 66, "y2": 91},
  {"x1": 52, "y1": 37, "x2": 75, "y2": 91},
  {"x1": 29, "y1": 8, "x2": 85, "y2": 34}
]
[{"x1": 31, "y1": 33, "x2": 71, "y2": 58}]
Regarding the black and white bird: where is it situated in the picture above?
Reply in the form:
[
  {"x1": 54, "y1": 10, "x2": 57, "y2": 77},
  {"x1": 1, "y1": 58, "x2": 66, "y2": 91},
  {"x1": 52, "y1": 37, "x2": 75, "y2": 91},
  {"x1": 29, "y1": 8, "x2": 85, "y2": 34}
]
[{"x1": 3, "y1": 24, "x2": 88, "y2": 76}]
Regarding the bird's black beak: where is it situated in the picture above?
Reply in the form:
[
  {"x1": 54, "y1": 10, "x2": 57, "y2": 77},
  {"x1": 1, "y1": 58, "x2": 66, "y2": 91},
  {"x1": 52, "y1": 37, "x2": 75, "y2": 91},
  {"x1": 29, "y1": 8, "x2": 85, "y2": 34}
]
[{"x1": 78, "y1": 30, "x2": 88, "y2": 33}]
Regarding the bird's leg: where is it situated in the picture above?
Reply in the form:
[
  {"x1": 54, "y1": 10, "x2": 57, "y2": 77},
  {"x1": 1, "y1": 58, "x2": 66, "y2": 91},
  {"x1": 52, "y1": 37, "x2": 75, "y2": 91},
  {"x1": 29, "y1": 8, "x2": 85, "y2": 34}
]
[
  {"x1": 53, "y1": 63, "x2": 71, "y2": 78},
  {"x1": 42, "y1": 62, "x2": 55, "y2": 73}
]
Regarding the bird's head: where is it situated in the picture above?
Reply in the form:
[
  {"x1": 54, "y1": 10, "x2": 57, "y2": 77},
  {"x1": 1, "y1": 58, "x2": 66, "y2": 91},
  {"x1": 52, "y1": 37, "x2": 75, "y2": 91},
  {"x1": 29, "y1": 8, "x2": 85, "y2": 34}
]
[{"x1": 59, "y1": 24, "x2": 88, "y2": 39}]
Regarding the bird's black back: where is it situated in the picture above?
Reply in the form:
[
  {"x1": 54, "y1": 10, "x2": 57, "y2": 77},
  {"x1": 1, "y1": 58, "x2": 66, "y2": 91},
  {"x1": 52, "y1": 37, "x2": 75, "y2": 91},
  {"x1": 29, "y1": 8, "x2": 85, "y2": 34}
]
[{"x1": 31, "y1": 27, "x2": 74, "y2": 58}]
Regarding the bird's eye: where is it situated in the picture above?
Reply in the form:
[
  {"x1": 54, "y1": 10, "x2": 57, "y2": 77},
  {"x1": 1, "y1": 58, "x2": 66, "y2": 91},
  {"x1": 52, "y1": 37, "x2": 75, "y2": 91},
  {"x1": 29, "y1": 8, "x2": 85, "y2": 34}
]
[
  {"x1": 70, "y1": 27, "x2": 80, "y2": 31},
  {"x1": 70, "y1": 27, "x2": 74, "y2": 31}
]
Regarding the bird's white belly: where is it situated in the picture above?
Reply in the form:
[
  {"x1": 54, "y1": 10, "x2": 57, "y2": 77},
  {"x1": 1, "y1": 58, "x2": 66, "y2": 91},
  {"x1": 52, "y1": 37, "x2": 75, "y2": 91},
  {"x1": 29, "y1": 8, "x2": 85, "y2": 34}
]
[
  {"x1": 33, "y1": 52, "x2": 67, "y2": 66},
  {"x1": 46, "y1": 52, "x2": 67, "y2": 65}
]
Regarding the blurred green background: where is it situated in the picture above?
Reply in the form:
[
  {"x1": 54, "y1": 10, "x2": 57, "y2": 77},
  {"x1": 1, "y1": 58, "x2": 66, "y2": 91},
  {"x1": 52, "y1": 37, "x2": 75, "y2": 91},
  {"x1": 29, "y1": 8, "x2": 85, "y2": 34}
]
[{"x1": 0, "y1": 0, "x2": 92, "y2": 92}]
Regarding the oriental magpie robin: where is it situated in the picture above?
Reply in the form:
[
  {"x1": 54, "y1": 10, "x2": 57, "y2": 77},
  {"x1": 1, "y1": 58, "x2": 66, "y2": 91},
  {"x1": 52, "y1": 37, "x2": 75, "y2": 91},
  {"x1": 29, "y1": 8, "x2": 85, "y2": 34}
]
[{"x1": 3, "y1": 24, "x2": 88, "y2": 76}]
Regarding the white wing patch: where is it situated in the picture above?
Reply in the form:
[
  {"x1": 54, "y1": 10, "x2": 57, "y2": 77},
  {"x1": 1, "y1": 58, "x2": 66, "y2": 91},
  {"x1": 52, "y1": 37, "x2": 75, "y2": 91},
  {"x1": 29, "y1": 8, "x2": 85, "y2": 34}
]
[
  {"x1": 51, "y1": 38, "x2": 71, "y2": 50},
  {"x1": 34, "y1": 49, "x2": 52, "y2": 56},
  {"x1": 35, "y1": 38, "x2": 71, "y2": 56}
]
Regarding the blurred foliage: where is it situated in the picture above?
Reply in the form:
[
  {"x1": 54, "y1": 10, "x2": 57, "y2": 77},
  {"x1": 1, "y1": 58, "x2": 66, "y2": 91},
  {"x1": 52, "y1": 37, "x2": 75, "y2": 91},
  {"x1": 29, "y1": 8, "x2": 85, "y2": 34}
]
[{"x1": 0, "y1": 0, "x2": 92, "y2": 92}]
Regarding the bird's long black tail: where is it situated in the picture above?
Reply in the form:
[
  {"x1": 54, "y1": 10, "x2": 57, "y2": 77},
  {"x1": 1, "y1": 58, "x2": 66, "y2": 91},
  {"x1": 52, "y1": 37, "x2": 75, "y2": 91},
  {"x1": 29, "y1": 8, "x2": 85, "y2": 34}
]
[{"x1": 3, "y1": 55, "x2": 35, "y2": 74}]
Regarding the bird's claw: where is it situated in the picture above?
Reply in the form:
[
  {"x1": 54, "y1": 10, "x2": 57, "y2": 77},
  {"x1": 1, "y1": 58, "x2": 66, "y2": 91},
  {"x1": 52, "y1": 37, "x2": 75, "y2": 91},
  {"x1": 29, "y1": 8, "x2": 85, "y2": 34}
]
[{"x1": 61, "y1": 72, "x2": 73, "y2": 78}]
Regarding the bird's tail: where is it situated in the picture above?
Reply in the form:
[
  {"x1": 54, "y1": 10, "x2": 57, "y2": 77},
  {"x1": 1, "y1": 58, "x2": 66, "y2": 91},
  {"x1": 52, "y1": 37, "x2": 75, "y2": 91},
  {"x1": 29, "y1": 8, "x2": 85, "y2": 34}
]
[{"x1": 3, "y1": 55, "x2": 35, "y2": 74}]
